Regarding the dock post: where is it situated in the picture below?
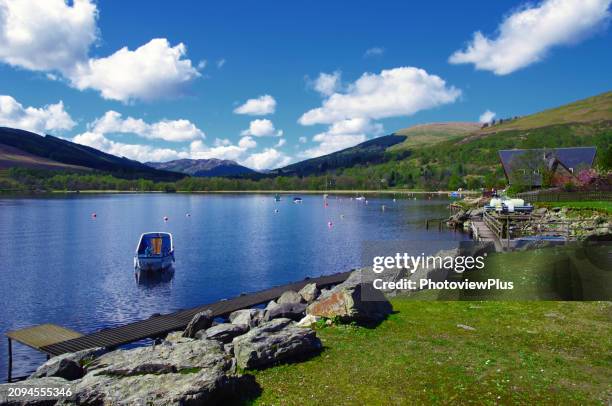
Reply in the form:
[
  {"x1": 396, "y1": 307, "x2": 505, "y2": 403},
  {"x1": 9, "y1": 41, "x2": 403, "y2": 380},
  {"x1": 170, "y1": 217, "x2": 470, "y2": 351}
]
[{"x1": 7, "y1": 337, "x2": 12, "y2": 382}]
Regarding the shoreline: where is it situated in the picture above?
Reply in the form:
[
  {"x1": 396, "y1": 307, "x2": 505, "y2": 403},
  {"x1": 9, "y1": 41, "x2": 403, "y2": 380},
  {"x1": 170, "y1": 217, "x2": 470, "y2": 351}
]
[{"x1": 0, "y1": 189, "x2": 481, "y2": 195}]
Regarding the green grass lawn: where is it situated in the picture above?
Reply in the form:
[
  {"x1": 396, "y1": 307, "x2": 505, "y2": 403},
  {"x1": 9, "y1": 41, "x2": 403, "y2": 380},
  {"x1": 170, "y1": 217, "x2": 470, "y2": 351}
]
[
  {"x1": 536, "y1": 201, "x2": 612, "y2": 214},
  {"x1": 249, "y1": 300, "x2": 611, "y2": 405}
]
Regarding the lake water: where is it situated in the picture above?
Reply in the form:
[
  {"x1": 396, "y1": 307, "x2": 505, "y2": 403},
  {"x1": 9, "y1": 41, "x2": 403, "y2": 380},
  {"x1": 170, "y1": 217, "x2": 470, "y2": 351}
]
[{"x1": 0, "y1": 193, "x2": 468, "y2": 379}]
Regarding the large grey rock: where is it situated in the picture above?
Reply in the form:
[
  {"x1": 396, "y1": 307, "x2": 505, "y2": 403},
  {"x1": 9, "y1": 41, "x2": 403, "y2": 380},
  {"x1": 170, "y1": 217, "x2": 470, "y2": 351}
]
[
  {"x1": 233, "y1": 318, "x2": 321, "y2": 369},
  {"x1": 277, "y1": 290, "x2": 304, "y2": 305},
  {"x1": 196, "y1": 323, "x2": 247, "y2": 343},
  {"x1": 70, "y1": 338, "x2": 239, "y2": 405},
  {"x1": 29, "y1": 347, "x2": 106, "y2": 381},
  {"x1": 264, "y1": 302, "x2": 307, "y2": 321},
  {"x1": 182, "y1": 309, "x2": 213, "y2": 338},
  {"x1": 229, "y1": 309, "x2": 265, "y2": 329},
  {"x1": 298, "y1": 283, "x2": 319, "y2": 303},
  {"x1": 306, "y1": 270, "x2": 392, "y2": 323}
]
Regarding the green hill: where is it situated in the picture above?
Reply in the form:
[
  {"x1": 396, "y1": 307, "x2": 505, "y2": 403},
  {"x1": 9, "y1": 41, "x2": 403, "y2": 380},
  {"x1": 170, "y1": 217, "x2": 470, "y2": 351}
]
[
  {"x1": 480, "y1": 90, "x2": 612, "y2": 133},
  {"x1": 390, "y1": 122, "x2": 481, "y2": 150},
  {"x1": 335, "y1": 91, "x2": 612, "y2": 190},
  {"x1": 0, "y1": 127, "x2": 184, "y2": 181}
]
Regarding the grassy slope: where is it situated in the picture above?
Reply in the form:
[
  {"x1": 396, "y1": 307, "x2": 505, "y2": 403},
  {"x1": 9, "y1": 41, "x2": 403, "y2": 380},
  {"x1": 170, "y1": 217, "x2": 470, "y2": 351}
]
[
  {"x1": 0, "y1": 143, "x2": 89, "y2": 171},
  {"x1": 391, "y1": 122, "x2": 481, "y2": 150},
  {"x1": 251, "y1": 300, "x2": 611, "y2": 405},
  {"x1": 480, "y1": 91, "x2": 612, "y2": 133}
]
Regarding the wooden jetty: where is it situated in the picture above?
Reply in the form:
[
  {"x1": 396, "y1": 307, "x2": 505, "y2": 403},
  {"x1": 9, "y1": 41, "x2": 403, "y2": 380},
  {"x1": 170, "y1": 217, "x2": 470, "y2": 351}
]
[{"x1": 5, "y1": 271, "x2": 351, "y2": 381}]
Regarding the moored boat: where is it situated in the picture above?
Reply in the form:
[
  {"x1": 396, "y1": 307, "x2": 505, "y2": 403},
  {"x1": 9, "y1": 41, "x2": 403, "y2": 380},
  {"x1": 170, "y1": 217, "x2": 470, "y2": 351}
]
[
  {"x1": 293, "y1": 197, "x2": 303, "y2": 203},
  {"x1": 134, "y1": 232, "x2": 175, "y2": 271}
]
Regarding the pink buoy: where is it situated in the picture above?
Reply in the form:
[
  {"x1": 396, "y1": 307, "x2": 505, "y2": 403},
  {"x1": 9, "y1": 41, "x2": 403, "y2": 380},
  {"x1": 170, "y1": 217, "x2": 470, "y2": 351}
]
[
  {"x1": 328, "y1": 221, "x2": 333, "y2": 228},
  {"x1": 163, "y1": 216, "x2": 169, "y2": 222},
  {"x1": 91, "y1": 212, "x2": 97, "y2": 218}
]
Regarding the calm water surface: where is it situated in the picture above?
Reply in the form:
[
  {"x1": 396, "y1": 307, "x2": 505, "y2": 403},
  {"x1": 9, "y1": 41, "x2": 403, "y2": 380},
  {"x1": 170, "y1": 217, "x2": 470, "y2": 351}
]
[{"x1": 0, "y1": 193, "x2": 468, "y2": 379}]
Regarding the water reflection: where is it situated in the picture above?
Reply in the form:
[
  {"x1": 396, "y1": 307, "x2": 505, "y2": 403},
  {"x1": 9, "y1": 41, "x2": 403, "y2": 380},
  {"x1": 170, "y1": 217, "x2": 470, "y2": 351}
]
[{"x1": 135, "y1": 267, "x2": 175, "y2": 287}]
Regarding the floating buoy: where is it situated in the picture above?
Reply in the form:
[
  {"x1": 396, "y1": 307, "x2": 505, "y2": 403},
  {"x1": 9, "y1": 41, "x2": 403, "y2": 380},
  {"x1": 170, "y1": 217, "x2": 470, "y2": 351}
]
[
  {"x1": 186, "y1": 213, "x2": 191, "y2": 217},
  {"x1": 324, "y1": 202, "x2": 329, "y2": 207},
  {"x1": 340, "y1": 214, "x2": 345, "y2": 219},
  {"x1": 274, "y1": 209, "x2": 279, "y2": 213},
  {"x1": 328, "y1": 221, "x2": 333, "y2": 228},
  {"x1": 163, "y1": 216, "x2": 169, "y2": 222},
  {"x1": 91, "y1": 212, "x2": 97, "y2": 218},
  {"x1": 382, "y1": 205, "x2": 386, "y2": 211}
]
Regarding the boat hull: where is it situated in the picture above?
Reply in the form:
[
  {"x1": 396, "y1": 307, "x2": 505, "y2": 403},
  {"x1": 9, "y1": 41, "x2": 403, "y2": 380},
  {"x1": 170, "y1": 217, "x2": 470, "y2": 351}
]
[{"x1": 134, "y1": 255, "x2": 174, "y2": 271}]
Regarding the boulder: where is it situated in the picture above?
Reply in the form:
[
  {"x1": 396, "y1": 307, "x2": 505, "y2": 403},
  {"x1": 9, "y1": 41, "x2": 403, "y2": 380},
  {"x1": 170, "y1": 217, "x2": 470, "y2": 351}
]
[
  {"x1": 196, "y1": 323, "x2": 247, "y2": 343},
  {"x1": 233, "y1": 318, "x2": 322, "y2": 369},
  {"x1": 165, "y1": 331, "x2": 195, "y2": 345},
  {"x1": 298, "y1": 283, "x2": 319, "y2": 303},
  {"x1": 30, "y1": 358, "x2": 83, "y2": 381},
  {"x1": 277, "y1": 290, "x2": 304, "y2": 305},
  {"x1": 29, "y1": 347, "x2": 106, "y2": 381},
  {"x1": 229, "y1": 308, "x2": 265, "y2": 328},
  {"x1": 296, "y1": 314, "x2": 320, "y2": 328},
  {"x1": 264, "y1": 302, "x2": 307, "y2": 321},
  {"x1": 265, "y1": 300, "x2": 277, "y2": 310},
  {"x1": 306, "y1": 270, "x2": 392, "y2": 323},
  {"x1": 183, "y1": 310, "x2": 213, "y2": 338},
  {"x1": 71, "y1": 338, "x2": 240, "y2": 405}
]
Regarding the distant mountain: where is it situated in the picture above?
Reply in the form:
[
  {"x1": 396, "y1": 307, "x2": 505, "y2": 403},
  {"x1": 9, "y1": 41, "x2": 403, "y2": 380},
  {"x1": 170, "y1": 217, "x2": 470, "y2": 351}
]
[
  {"x1": 0, "y1": 127, "x2": 184, "y2": 181},
  {"x1": 146, "y1": 158, "x2": 257, "y2": 177},
  {"x1": 271, "y1": 134, "x2": 407, "y2": 177}
]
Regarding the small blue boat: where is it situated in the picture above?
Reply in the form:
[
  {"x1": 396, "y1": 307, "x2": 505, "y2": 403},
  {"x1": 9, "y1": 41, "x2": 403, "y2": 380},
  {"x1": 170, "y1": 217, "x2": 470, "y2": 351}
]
[{"x1": 134, "y1": 232, "x2": 175, "y2": 271}]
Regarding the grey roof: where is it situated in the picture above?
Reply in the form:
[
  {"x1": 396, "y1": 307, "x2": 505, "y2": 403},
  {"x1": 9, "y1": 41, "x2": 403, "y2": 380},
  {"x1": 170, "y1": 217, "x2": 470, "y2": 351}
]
[{"x1": 499, "y1": 147, "x2": 597, "y2": 184}]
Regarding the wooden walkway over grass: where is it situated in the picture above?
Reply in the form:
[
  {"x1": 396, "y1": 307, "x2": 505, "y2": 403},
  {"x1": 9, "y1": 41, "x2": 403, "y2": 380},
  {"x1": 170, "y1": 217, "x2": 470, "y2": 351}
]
[{"x1": 6, "y1": 271, "x2": 351, "y2": 380}]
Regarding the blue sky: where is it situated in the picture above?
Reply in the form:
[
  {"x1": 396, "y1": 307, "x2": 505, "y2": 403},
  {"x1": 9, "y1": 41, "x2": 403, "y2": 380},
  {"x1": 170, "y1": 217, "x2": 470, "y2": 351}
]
[{"x1": 0, "y1": 0, "x2": 611, "y2": 169}]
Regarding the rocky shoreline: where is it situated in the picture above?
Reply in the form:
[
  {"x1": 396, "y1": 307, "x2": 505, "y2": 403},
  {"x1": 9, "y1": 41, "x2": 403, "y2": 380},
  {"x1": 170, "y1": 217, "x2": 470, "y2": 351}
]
[{"x1": 1, "y1": 271, "x2": 393, "y2": 405}]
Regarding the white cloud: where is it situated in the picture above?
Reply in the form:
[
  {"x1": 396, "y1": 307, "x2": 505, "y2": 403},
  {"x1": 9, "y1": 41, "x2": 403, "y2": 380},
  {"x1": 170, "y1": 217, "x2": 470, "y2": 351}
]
[
  {"x1": 238, "y1": 136, "x2": 257, "y2": 148},
  {"x1": 216, "y1": 58, "x2": 226, "y2": 68},
  {"x1": 197, "y1": 60, "x2": 207, "y2": 70},
  {"x1": 299, "y1": 67, "x2": 460, "y2": 125},
  {"x1": 90, "y1": 110, "x2": 204, "y2": 142},
  {"x1": 364, "y1": 47, "x2": 385, "y2": 57},
  {"x1": 234, "y1": 95, "x2": 276, "y2": 115},
  {"x1": 0, "y1": 1, "x2": 201, "y2": 102},
  {"x1": 70, "y1": 38, "x2": 200, "y2": 102},
  {"x1": 243, "y1": 148, "x2": 292, "y2": 170},
  {"x1": 0, "y1": 0, "x2": 98, "y2": 72},
  {"x1": 298, "y1": 136, "x2": 307, "y2": 144},
  {"x1": 0, "y1": 95, "x2": 75, "y2": 134},
  {"x1": 301, "y1": 118, "x2": 383, "y2": 158},
  {"x1": 312, "y1": 71, "x2": 341, "y2": 96},
  {"x1": 73, "y1": 132, "x2": 187, "y2": 162},
  {"x1": 479, "y1": 110, "x2": 496, "y2": 123},
  {"x1": 274, "y1": 138, "x2": 286, "y2": 148},
  {"x1": 240, "y1": 119, "x2": 283, "y2": 137},
  {"x1": 449, "y1": 0, "x2": 611, "y2": 75}
]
